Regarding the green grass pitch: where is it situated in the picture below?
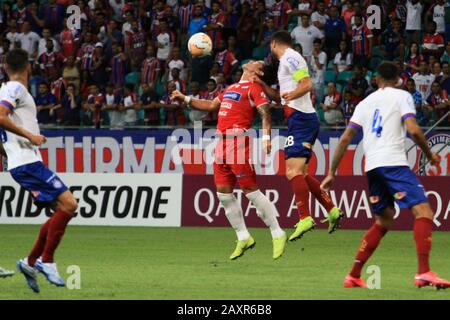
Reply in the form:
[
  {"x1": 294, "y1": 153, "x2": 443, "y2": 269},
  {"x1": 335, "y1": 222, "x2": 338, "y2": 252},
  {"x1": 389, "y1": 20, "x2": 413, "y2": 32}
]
[{"x1": 1, "y1": 225, "x2": 450, "y2": 300}]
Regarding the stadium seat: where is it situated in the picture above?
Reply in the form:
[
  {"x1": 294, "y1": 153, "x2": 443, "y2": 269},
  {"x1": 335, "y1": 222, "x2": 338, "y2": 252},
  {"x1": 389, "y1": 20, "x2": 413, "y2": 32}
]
[
  {"x1": 336, "y1": 71, "x2": 353, "y2": 86},
  {"x1": 125, "y1": 72, "x2": 140, "y2": 87},
  {"x1": 240, "y1": 59, "x2": 251, "y2": 67},
  {"x1": 156, "y1": 79, "x2": 165, "y2": 97},
  {"x1": 326, "y1": 60, "x2": 335, "y2": 70},
  {"x1": 325, "y1": 70, "x2": 337, "y2": 84},
  {"x1": 252, "y1": 46, "x2": 266, "y2": 61},
  {"x1": 371, "y1": 46, "x2": 384, "y2": 59},
  {"x1": 369, "y1": 56, "x2": 384, "y2": 71}
]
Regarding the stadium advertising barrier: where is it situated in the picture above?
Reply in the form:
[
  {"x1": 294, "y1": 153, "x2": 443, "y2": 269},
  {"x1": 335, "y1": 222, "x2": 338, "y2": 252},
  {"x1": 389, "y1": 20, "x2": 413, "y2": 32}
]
[
  {"x1": 181, "y1": 175, "x2": 450, "y2": 231},
  {"x1": 8, "y1": 129, "x2": 447, "y2": 177},
  {"x1": 0, "y1": 173, "x2": 182, "y2": 227}
]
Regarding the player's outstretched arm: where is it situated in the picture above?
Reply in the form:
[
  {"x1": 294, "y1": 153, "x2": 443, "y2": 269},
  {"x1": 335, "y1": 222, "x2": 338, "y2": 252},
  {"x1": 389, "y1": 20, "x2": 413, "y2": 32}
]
[
  {"x1": 171, "y1": 90, "x2": 220, "y2": 112},
  {"x1": 321, "y1": 126, "x2": 357, "y2": 191},
  {"x1": 405, "y1": 117, "x2": 439, "y2": 164},
  {"x1": 282, "y1": 77, "x2": 313, "y2": 102},
  {"x1": 252, "y1": 76, "x2": 281, "y2": 103},
  {"x1": 0, "y1": 106, "x2": 46, "y2": 146},
  {"x1": 257, "y1": 103, "x2": 272, "y2": 154}
]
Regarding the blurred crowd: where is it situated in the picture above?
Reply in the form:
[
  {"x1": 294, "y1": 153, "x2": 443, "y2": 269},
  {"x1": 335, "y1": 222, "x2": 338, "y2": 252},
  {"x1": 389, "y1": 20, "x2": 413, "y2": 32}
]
[{"x1": 0, "y1": 0, "x2": 449, "y2": 128}]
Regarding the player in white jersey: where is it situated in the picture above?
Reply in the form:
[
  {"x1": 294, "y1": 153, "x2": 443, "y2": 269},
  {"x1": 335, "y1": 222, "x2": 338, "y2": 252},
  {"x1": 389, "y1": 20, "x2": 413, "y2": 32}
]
[
  {"x1": 0, "y1": 49, "x2": 78, "y2": 293},
  {"x1": 255, "y1": 31, "x2": 343, "y2": 242},
  {"x1": 322, "y1": 61, "x2": 450, "y2": 289}
]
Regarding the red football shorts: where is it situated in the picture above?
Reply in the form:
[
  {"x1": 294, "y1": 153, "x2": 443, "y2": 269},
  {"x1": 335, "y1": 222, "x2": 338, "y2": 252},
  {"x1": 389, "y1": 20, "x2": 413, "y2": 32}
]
[{"x1": 213, "y1": 136, "x2": 257, "y2": 189}]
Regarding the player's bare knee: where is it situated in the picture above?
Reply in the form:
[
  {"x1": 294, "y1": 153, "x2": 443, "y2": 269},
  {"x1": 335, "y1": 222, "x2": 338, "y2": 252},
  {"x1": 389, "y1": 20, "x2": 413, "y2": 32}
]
[{"x1": 412, "y1": 202, "x2": 434, "y2": 220}]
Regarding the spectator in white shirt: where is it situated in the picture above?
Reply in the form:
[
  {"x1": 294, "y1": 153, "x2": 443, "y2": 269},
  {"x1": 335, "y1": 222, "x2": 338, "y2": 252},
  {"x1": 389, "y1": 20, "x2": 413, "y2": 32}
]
[
  {"x1": 311, "y1": 1, "x2": 328, "y2": 37},
  {"x1": 17, "y1": 21, "x2": 41, "y2": 62},
  {"x1": 310, "y1": 38, "x2": 327, "y2": 107},
  {"x1": 290, "y1": 14, "x2": 324, "y2": 60},
  {"x1": 412, "y1": 60, "x2": 436, "y2": 101},
  {"x1": 6, "y1": 20, "x2": 20, "y2": 50},
  {"x1": 405, "y1": 0, "x2": 423, "y2": 46},
  {"x1": 38, "y1": 28, "x2": 61, "y2": 57},
  {"x1": 333, "y1": 40, "x2": 353, "y2": 74},
  {"x1": 427, "y1": 0, "x2": 445, "y2": 35}
]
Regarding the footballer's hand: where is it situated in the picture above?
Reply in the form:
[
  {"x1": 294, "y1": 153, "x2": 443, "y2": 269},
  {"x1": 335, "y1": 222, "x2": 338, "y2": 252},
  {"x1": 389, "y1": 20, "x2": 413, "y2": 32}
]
[
  {"x1": 171, "y1": 90, "x2": 185, "y2": 102},
  {"x1": 282, "y1": 91, "x2": 296, "y2": 102},
  {"x1": 263, "y1": 140, "x2": 272, "y2": 154},
  {"x1": 29, "y1": 134, "x2": 47, "y2": 146},
  {"x1": 320, "y1": 174, "x2": 335, "y2": 193},
  {"x1": 429, "y1": 153, "x2": 440, "y2": 165}
]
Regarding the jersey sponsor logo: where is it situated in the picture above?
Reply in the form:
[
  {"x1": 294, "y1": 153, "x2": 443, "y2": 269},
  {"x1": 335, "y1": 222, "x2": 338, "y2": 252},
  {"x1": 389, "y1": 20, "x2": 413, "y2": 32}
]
[
  {"x1": 223, "y1": 91, "x2": 242, "y2": 102},
  {"x1": 221, "y1": 102, "x2": 232, "y2": 109}
]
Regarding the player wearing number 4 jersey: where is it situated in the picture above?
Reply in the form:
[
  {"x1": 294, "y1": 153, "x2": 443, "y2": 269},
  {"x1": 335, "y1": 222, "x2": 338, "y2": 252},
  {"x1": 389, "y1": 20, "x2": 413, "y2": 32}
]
[
  {"x1": 255, "y1": 31, "x2": 344, "y2": 242},
  {"x1": 172, "y1": 61, "x2": 287, "y2": 260},
  {"x1": 0, "y1": 49, "x2": 78, "y2": 293},
  {"x1": 322, "y1": 61, "x2": 450, "y2": 289}
]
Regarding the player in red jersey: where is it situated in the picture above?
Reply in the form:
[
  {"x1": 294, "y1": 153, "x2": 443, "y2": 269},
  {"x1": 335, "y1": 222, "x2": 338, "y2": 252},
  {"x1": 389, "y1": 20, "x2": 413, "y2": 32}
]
[{"x1": 172, "y1": 62, "x2": 287, "y2": 260}]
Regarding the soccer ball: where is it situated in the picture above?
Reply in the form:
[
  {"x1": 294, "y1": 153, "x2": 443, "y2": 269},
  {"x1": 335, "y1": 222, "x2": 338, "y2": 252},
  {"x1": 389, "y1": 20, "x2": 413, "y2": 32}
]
[{"x1": 188, "y1": 33, "x2": 213, "y2": 57}]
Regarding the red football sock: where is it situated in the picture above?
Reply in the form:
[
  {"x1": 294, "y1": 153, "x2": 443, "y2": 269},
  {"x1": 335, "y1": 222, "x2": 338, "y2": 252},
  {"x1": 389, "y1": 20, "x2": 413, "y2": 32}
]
[
  {"x1": 28, "y1": 218, "x2": 52, "y2": 267},
  {"x1": 41, "y1": 210, "x2": 72, "y2": 263},
  {"x1": 350, "y1": 223, "x2": 387, "y2": 278},
  {"x1": 414, "y1": 217, "x2": 432, "y2": 274},
  {"x1": 305, "y1": 175, "x2": 335, "y2": 212},
  {"x1": 290, "y1": 175, "x2": 311, "y2": 220}
]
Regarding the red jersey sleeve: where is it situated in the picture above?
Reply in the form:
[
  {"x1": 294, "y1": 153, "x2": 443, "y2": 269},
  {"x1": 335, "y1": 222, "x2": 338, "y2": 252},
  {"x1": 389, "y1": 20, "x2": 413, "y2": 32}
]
[
  {"x1": 217, "y1": 91, "x2": 224, "y2": 103},
  {"x1": 250, "y1": 83, "x2": 269, "y2": 108},
  {"x1": 284, "y1": 2, "x2": 292, "y2": 14}
]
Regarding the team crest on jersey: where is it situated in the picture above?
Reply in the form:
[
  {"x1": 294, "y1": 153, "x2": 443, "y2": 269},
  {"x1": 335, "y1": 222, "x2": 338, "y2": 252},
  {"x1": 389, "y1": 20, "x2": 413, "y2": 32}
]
[
  {"x1": 286, "y1": 57, "x2": 300, "y2": 70},
  {"x1": 223, "y1": 92, "x2": 242, "y2": 102},
  {"x1": 418, "y1": 133, "x2": 449, "y2": 176},
  {"x1": 52, "y1": 178, "x2": 63, "y2": 189}
]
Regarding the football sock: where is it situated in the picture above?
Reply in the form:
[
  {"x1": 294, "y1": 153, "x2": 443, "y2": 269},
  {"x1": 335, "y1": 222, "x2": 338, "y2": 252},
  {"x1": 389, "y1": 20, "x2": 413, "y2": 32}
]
[
  {"x1": 28, "y1": 217, "x2": 52, "y2": 267},
  {"x1": 217, "y1": 192, "x2": 250, "y2": 241},
  {"x1": 41, "y1": 209, "x2": 72, "y2": 263},
  {"x1": 245, "y1": 190, "x2": 285, "y2": 239},
  {"x1": 414, "y1": 217, "x2": 432, "y2": 274},
  {"x1": 290, "y1": 175, "x2": 311, "y2": 220},
  {"x1": 350, "y1": 223, "x2": 387, "y2": 278},
  {"x1": 305, "y1": 174, "x2": 335, "y2": 212}
]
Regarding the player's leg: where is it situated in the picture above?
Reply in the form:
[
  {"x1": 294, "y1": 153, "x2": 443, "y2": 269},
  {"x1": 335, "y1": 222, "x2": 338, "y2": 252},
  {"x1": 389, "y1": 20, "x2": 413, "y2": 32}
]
[
  {"x1": 239, "y1": 172, "x2": 287, "y2": 260},
  {"x1": 36, "y1": 190, "x2": 77, "y2": 287},
  {"x1": 344, "y1": 168, "x2": 392, "y2": 288},
  {"x1": 411, "y1": 203, "x2": 450, "y2": 289},
  {"x1": 285, "y1": 157, "x2": 316, "y2": 241},
  {"x1": 379, "y1": 166, "x2": 449, "y2": 289},
  {"x1": 305, "y1": 173, "x2": 344, "y2": 234},
  {"x1": 215, "y1": 158, "x2": 254, "y2": 260}
]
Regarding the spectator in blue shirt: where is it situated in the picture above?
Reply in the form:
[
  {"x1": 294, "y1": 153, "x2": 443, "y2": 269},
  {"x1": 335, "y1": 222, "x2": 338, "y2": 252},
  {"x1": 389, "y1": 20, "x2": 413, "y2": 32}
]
[
  {"x1": 406, "y1": 78, "x2": 428, "y2": 126},
  {"x1": 188, "y1": 5, "x2": 208, "y2": 37},
  {"x1": 61, "y1": 83, "x2": 82, "y2": 125},
  {"x1": 35, "y1": 82, "x2": 58, "y2": 124},
  {"x1": 324, "y1": 5, "x2": 346, "y2": 58}
]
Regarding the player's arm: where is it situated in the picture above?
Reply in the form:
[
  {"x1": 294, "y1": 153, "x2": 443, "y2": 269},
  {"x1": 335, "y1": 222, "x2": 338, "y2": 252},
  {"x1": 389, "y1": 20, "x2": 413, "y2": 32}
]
[
  {"x1": 0, "y1": 105, "x2": 46, "y2": 146},
  {"x1": 282, "y1": 76, "x2": 313, "y2": 102},
  {"x1": 404, "y1": 117, "x2": 439, "y2": 164},
  {"x1": 320, "y1": 126, "x2": 358, "y2": 191},
  {"x1": 257, "y1": 103, "x2": 272, "y2": 154},
  {"x1": 252, "y1": 77, "x2": 281, "y2": 103},
  {"x1": 171, "y1": 90, "x2": 220, "y2": 112}
]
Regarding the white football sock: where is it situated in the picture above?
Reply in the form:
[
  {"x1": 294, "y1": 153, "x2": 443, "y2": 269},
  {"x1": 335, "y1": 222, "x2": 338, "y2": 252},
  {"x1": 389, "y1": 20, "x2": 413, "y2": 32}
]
[
  {"x1": 217, "y1": 192, "x2": 250, "y2": 241},
  {"x1": 246, "y1": 190, "x2": 285, "y2": 239}
]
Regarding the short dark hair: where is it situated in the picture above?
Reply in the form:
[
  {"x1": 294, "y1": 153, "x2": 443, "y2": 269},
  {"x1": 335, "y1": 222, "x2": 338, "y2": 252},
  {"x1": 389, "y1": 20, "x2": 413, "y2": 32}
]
[
  {"x1": 270, "y1": 30, "x2": 292, "y2": 46},
  {"x1": 5, "y1": 49, "x2": 29, "y2": 73},
  {"x1": 377, "y1": 61, "x2": 399, "y2": 81}
]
